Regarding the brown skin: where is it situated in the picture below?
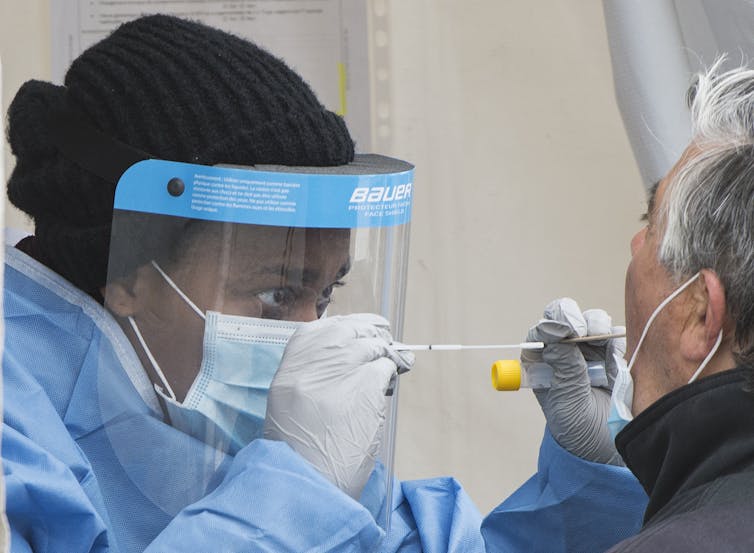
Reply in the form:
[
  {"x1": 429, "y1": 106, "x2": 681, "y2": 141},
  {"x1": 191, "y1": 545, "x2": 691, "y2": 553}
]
[
  {"x1": 625, "y1": 144, "x2": 737, "y2": 416},
  {"x1": 104, "y1": 224, "x2": 351, "y2": 402}
]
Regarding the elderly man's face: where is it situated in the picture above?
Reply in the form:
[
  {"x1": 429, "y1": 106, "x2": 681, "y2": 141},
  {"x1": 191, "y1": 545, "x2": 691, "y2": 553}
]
[{"x1": 624, "y1": 147, "x2": 700, "y2": 415}]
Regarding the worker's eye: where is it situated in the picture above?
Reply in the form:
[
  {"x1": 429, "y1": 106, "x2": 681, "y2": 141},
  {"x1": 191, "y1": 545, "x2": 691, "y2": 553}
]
[{"x1": 255, "y1": 287, "x2": 301, "y2": 309}]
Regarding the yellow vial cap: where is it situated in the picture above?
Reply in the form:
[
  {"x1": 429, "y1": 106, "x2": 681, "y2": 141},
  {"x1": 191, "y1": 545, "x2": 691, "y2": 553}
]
[{"x1": 491, "y1": 359, "x2": 522, "y2": 391}]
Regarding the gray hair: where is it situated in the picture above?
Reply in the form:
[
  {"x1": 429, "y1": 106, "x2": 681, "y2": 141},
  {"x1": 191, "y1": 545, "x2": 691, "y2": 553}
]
[{"x1": 657, "y1": 58, "x2": 754, "y2": 367}]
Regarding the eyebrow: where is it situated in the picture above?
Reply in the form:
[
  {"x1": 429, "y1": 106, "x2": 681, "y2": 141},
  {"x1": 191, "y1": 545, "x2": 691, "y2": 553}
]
[{"x1": 237, "y1": 257, "x2": 352, "y2": 288}]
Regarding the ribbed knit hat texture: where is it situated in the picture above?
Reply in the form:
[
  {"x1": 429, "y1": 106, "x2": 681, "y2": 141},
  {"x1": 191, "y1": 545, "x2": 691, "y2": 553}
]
[{"x1": 6, "y1": 14, "x2": 354, "y2": 297}]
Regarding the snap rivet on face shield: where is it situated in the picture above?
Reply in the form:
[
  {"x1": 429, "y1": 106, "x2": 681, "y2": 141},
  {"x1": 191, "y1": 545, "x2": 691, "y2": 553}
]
[{"x1": 167, "y1": 177, "x2": 185, "y2": 197}]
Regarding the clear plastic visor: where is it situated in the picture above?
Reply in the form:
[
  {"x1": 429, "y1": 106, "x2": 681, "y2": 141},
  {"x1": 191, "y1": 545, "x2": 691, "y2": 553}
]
[{"x1": 98, "y1": 156, "x2": 413, "y2": 531}]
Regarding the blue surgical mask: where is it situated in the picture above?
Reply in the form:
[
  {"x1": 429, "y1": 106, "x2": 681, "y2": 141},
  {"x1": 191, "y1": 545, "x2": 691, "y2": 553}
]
[
  {"x1": 608, "y1": 272, "x2": 723, "y2": 440},
  {"x1": 129, "y1": 261, "x2": 300, "y2": 453}
]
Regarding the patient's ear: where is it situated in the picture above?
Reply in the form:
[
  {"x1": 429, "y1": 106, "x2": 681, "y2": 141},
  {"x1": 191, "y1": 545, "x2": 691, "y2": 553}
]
[
  {"x1": 101, "y1": 276, "x2": 138, "y2": 317},
  {"x1": 679, "y1": 269, "x2": 726, "y2": 363}
]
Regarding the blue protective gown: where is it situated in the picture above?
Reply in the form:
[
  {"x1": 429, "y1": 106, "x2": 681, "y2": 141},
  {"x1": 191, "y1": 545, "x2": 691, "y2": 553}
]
[
  {"x1": 481, "y1": 429, "x2": 648, "y2": 552},
  {"x1": 3, "y1": 246, "x2": 648, "y2": 552},
  {"x1": 2, "y1": 248, "x2": 484, "y2": 553}
]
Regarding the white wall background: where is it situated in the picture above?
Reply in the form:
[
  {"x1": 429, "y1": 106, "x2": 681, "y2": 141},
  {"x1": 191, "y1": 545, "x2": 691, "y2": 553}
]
[{"x1": 0, "y1": 1, "x2": 646, "y2": 514}]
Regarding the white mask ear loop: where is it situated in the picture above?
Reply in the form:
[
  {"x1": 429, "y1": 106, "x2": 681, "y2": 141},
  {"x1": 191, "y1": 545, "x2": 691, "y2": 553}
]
[
  {"x1": 150, "y1": 261, "x2": 206, "y2": 320},
  {"x1": 126, "y1": 261, "x2": 208, "y2": 401},
  {"x1": 627, "y1": 272, "x2": 701, "y2": 372},
  {"x1": 688, "y1": 329, "x2": 723, "y2": 384},
  {"x1": 128, "y1": 316, "x2": 177, "y2": 401}
]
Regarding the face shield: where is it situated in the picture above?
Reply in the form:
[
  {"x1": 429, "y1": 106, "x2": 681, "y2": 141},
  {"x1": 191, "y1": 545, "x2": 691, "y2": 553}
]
[{"x1": 97, "y1": 155, "x2": 412, "y2": 531}]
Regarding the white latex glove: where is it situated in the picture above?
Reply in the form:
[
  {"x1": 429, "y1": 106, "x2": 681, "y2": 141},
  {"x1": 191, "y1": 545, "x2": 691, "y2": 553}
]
[
  {"x1": 522, "y1": 298, "x2": 626, "y2": 465},
  {"x1": 263, "y1": 313, "x2": 414, "y2": 499}
]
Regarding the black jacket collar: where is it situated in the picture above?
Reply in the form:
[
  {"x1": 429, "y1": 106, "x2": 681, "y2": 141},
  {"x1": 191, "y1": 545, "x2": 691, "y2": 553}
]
[{"x1": 615, "y1": 367, "x2": 754, "y2": 522}]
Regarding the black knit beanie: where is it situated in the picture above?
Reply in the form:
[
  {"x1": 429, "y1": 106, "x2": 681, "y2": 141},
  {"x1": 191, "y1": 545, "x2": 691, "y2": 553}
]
[{"x1": 6, "y1": 14, "x2": 354, "y2": 298}]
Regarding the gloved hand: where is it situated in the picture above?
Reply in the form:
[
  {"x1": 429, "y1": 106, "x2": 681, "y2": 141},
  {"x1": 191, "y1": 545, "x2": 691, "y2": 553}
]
[
  {"x1": 263, "y1": 313, "x2": 414, "y2": 499},
  {"x1": 522, "y1": 298, "x2": 626, "y2": 465}
]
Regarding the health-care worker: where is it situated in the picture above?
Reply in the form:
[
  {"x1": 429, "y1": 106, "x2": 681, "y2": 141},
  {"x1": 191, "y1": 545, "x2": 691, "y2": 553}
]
[
  {"x1": 2, "y1": 14, "x2": 482, "y2": 552},
  {"x1": 2, "y1": 14, "x2": 646, "y2": 553}
]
